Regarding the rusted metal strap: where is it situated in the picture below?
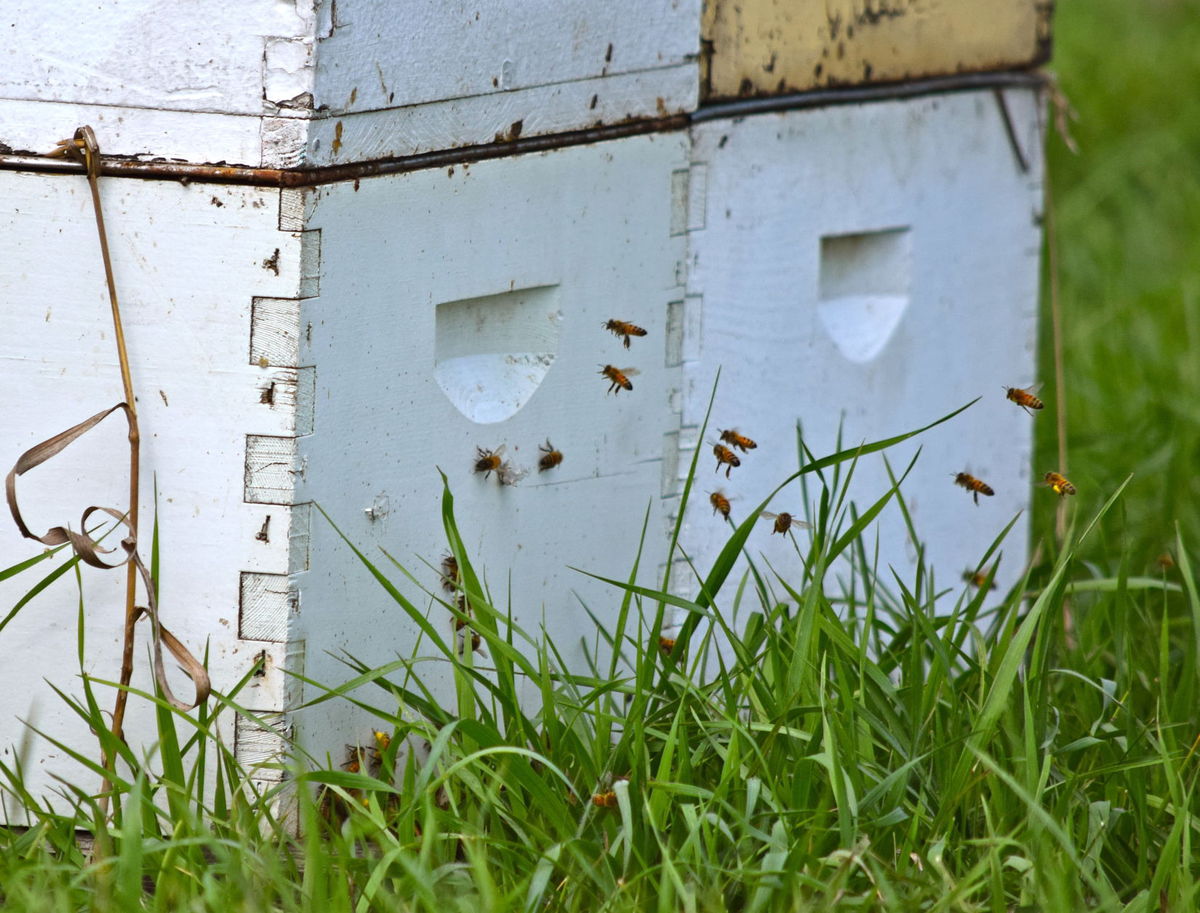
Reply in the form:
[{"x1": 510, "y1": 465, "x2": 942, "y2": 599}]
[{"x1": 0, "y1": 70, "x2": 1048, "y2": 188}]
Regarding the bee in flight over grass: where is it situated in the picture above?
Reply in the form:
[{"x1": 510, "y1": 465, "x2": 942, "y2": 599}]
[
  {"x1": 599, "y1": 364, "x2": 637, "y2": 394},
  {"x1": 761, "y1": 511, "x2": 811, "y2": 535},
  {"x1": 602, "y1": 319, "x2": 648, "y2": 348},
  {"x1": 1004, "y1": 384, "x2": 1045, "y2": 416},
  {"x1": 537, "y1": 439, "x2": 563, "y2": 472},
  {"x1": 591, "y1": 790, "x2": 618, "y2": 808},
  {"x1": 963, "y1": 568, "x2": 998, "y2": 590},
  {"x1": 709, "y1": 490, "x2": 732, "y2": 519},
  {"x1": 718, "y1": 428, "x2": 757, "y2": 452},
  {"x1": 710, "y1": 442, "x2": 740, "y2": 478},
  {"x1": 953, "y1": 471, "x2": 994, "y2": 504},
  {"x1": 1043, "y1": 471, "x2": 1076, "y2": 496},
  {"x1": 658, "y1": 636, "x2": 677, "y2": 654}
]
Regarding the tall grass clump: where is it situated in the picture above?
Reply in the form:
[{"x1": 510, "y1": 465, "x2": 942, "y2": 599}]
[{"x1": 1, "y1": 398, "x2": 1197, "y2": 912}]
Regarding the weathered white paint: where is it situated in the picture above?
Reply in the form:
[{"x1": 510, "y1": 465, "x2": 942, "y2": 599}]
[
  {"x1": 0, "y1": 172, "x2": 305, "y2": 811},
  {"x1": 1, "y1": 0, "x2": 698, "y2": 167},
  {"x1": 677, "y1": 89, "x2": 1044, "y2": 615},
  {"x1": 0, "y1": 89, "x2": 1044, "y2": 801},
  {"x1": 289, "y1": 134, "x2": 689, "y2": 765}
]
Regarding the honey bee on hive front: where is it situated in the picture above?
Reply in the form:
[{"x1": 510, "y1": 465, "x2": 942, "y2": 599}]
[
  {"x1": 473, "y1": 445, "x2": 506, "y2": 478},
  {"x1": 760, "y1": 511, "x2": 811, "y2": 535},
  {"x1": 1043, "y1": 471, "x2": 1076, "y2": 496},
  {"x1": 538, "y1": 439, "x2": 563, "y2": 472},
  {"x1": 602, "y1": 319, "x2": 648, "y2": 349},
  {"x1": 440, "y1": 554, "x2": 459, "y2": 593},
  {"x1": 709, "y1": 490, "x2": 732, "y2": 519},
  {"x1": 1004, "y1": 384, "x2": 1045, "y2": 416},
  {"x1": 710, "y1": 442, "x2": 740, "y2": 478},
  {"x1": 599, "y1": 364, "x2": 637, "y2": 394},
  {"x1": 953, "y1": 472, "x2": 994, "y2": 504},
  {"x1": 718, "y1": 428, "x2": 757, "y2": 452}
]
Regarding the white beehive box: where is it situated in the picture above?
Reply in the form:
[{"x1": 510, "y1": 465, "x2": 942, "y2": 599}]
[
  {"x1": 0, "y1": 171, "x2": 308, "y2": 811},
  {"x1": 672, "y1": 88, "x2": 1044, "y2": 612},
  {"x1": 1, "y1": 0, "x2": 700, "y2": 167},
  {"x1": 0, "y1": 132, "x2": 691, "y2": 800},
  {"x1": 1, "y1": 3, "x2": 1049, "y2": 805}
]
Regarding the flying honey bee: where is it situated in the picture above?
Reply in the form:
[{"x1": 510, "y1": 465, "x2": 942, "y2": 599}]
[
  {"x1": 440, "y1": 554, "x2": 459, "y2": 592},
  {"x1": 709, "y1": 490, "x2": 732, "y2": 519},
  {"x1": 473, "y1": 445, "x2": 506, "y2": 478},
  {"x1": 658, "y1": 636, "x2": 677, "y2": 654},
  {"x1": 710, "y1": 442, "x2": 740, "y2": 478},
  {"x1": 963, "y1": 568, "x2": 998, "y2": 590},
  {"x1": 761, "y1": 511, "x2": 811, "y2": 535},
  {"x1": 602, "y1": 319, "x2": 648, "y2": 349},
  {"x1": 591, "y1": 790, "x2": 618, "y2": 808},
  {"x1": 599, "y1": 364, "x2": 637, "y2": 394},
  {"x1": 953, "y1": 472, "x2": 995, "y2": 504},
  {"x1": 718, "y1": 428, "x2": 757, "y2": 452},
  {"x1": 1043, "y1": 471, "x2": 1076, "y2": 496},
  {"x1": 1004, "y1": 384, "x2": 1045, "y2": 415},
  {"x1": 538, "y1": 439, "x2": 563, "y2": 472}
]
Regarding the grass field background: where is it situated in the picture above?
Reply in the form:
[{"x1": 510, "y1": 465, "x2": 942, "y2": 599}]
[{"x1": 1036, "y1": 0, "x2": 1200, "y2": 569}]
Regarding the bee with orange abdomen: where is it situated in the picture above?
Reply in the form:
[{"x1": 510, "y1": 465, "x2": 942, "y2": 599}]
[
  {"x1": 1004, "y1": 384, "x2": 1044, "y2": 416},
  {"x1": 761, "y1": 511, "x2": 810, "y2": 535},
  {"x1": 591, "y1": 790, "x2": 618, "y2": 808},
  {"x1": 474, "y1": 445, "x2": 506, "y2": 478},
  {"x1": 538, "y1": 439, "x2": 563, "y2": 472},
  {"x1": 963, "y1": 568, "x2": 998, "y2": 590},
  {"x1": 1043, "y1": 471, "x2": 1076, "y2": 496},
  {"x1": 599, "y1": 364, "x2": 637, "y2": 394},
  {"x1": 718, "y1": 428, "x2": 757, "y2": 452},
  {"x1": 603, "y1": 319, "x2": 648, "y2": 349},
  {"x1": 953, "y1": 472, "x2": 994, "y2": 504},
  {"x1": 710, "y1": 442, "x2": 740, "y2": 478},
  {"x1": 709, "y1": 490, "x2": 732, "y2": 519},
  {"x1": 658, "y1": 636, "x2": 677, "y2": 654}
]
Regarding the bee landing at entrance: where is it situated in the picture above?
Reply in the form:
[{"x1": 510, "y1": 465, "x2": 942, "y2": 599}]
[
  {"x1": 473, "y1": 445, "x2": 505, "y2": 478},
  {"x1": 952, "y1": 472, "x2": 994, "y2": 504},
  {"x1": 599, "y1": 364, "x2": 637, "y2": 394},
  {"x1": 602, "y1": 319, "x2": 648, "y2": 349},
  {"x1": 537, "y1": 439, "x2": 563, "y2": 472}
]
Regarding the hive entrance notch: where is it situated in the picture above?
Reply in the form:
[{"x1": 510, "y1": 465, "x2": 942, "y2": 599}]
[
  {"x1": 817, "y1": 227, "x2": 912, "y2": 363},
  {"x1": 434, "y1": 284, "x2": 562, "y2": 424}
]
